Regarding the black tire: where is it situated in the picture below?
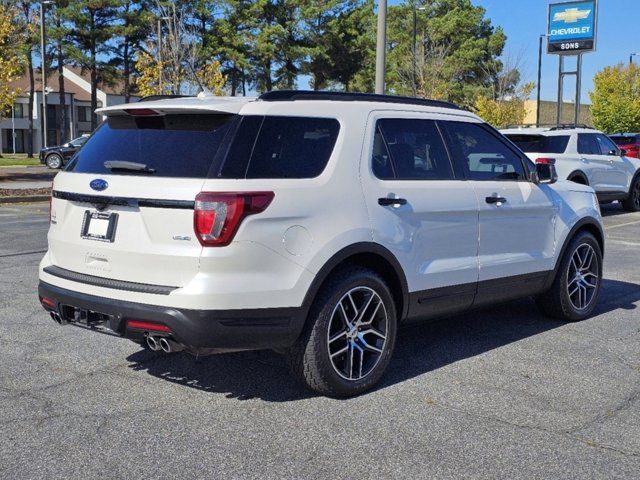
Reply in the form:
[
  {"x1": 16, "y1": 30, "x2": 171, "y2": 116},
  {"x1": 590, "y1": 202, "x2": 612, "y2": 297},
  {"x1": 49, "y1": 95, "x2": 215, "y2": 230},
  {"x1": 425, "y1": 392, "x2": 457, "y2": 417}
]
[
  {"x1": 621, "y1": 174, "x2": 640, "y2": 212},
  {"x1": 46, "y1": 153, "x2": 63, "y2": 169},
  {"x1": 287, "y1": 267, "x2": 397, "y2": 397},
  {"x1": 535, "y1": 231, "x2": 602, "y2": 321}
]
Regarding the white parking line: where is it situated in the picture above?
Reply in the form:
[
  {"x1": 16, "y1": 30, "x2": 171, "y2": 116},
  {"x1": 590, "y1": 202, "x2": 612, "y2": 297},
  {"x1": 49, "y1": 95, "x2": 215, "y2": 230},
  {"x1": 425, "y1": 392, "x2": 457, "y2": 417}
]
[
  {"x1": 606, "y1": 238, "x2": 640, "y2": 247},
  {"x1": 605, "y1": 219, "x2": 640, "y2": 230}
]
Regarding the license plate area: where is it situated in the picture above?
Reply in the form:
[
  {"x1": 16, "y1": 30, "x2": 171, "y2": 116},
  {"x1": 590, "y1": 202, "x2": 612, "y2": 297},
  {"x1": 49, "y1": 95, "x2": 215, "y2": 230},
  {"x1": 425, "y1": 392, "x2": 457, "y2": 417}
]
[{"x1": 81, "y1": 210, "x2": 118, "y2": 242}]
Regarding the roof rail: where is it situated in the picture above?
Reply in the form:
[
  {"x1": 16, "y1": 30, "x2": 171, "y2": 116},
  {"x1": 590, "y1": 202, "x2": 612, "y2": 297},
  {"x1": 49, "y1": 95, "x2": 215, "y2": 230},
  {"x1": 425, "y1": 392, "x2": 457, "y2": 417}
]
[
  {"x1": 548, "y1": 124, "x2": 594, "y2": 130},
  {"x1": 258, "y1": 90, "x2": 462, "y2": 110},
  {"x1": 138, "y1": 94, "x2": 191, "y2": 102}
]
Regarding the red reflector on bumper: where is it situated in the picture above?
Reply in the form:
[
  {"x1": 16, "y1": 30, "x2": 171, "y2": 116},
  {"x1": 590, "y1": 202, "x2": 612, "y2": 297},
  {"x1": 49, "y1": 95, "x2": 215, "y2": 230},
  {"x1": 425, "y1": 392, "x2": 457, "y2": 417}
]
[
  {"x1": 127, "y1": 320, "x2": 171, "y2": 333},
  {"x1": 39, "y1": 296, "x2": 57, "y2": 309}
]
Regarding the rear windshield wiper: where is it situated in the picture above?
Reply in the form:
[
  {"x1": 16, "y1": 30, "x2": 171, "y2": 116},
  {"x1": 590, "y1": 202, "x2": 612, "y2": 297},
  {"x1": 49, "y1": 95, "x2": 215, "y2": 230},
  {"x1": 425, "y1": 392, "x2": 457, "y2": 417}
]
[{"x1": 103, "y1": 160, "x2": 156, "y2": 173}]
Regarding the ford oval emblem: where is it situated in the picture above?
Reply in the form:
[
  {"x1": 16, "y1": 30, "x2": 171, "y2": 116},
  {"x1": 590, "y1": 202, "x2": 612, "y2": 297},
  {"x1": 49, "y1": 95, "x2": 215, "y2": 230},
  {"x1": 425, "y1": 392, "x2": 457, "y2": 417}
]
[{"x1": 90, "y1": 179, "x2": 108, "y2": 191}]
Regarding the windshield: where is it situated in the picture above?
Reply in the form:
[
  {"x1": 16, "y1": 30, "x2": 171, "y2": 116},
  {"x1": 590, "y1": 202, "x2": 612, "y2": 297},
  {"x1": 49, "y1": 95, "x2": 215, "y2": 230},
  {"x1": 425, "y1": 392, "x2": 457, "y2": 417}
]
[
  {"x1": 69, "y1": 136, "x2": 88, "y2": 147},
  {"x1": 65, "y1": 114, "x2": 235, "y2": 178},
  {"x1": 505, "y1": 134, "x2": 570, "y2": 154}
]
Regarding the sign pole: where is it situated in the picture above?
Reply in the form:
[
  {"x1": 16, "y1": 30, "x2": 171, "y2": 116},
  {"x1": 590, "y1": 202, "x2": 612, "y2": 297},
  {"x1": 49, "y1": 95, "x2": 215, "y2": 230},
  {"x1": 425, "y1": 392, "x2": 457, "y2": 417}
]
[
  {"x1": 574, "y1": 53, "x2": 582, "y2": 126},
  {"x1": 556, "y1": 55, "x2": 564, "y2": 127}
]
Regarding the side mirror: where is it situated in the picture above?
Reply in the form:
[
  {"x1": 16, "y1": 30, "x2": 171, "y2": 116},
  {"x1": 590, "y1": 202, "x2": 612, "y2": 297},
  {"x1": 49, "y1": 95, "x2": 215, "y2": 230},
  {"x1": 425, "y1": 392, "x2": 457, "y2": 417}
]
[
  {"x1": 620, "y1": 148, "x2": 627, "y2": 156},
  {"x1": 63, "y1": 142, "x2": 70, "y2": 148},
  {"x1": 608, "y1": 149, "x2": 622, "y2": 156},
  {"x1": 534, "y1": 158, "x2": 558, "y2": 184}
]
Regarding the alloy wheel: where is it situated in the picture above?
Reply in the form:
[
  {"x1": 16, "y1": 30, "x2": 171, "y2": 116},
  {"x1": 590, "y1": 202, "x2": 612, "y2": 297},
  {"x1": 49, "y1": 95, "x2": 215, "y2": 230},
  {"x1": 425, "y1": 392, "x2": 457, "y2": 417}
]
[
  {"x1": 567, "y1": 243, "x2": 599, "y2": 311},
  {"x1": 327, "y1": 286, "x2": 388, "y2": 381},
  {"x1": 47, "y1": 154, "x2": 62, "y2": 169}
]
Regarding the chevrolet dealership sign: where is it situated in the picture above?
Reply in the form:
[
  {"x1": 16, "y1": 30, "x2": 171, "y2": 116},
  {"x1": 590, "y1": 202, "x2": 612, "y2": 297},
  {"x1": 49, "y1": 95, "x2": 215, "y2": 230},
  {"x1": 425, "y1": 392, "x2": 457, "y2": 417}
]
[{"x1": 547, "y1": 0, "x2": 597, "y2": 54}]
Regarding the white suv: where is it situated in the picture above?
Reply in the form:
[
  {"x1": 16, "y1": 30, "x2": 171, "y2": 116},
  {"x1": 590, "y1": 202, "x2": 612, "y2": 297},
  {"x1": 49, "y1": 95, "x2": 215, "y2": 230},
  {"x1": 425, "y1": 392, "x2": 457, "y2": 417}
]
[
  {"x1": 39, "y1": 91, "x2": 605, "y2": 397},
  {"x1": 501, "y1": 126, "x2": 640, "y2": 211}
]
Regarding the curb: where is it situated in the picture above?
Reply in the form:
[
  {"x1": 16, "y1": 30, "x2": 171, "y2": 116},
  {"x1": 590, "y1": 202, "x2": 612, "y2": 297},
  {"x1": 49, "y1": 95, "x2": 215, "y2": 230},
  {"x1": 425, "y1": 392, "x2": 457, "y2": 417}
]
[{"x1": 0, "y1": 195, "x2": 50, "y2": 204}]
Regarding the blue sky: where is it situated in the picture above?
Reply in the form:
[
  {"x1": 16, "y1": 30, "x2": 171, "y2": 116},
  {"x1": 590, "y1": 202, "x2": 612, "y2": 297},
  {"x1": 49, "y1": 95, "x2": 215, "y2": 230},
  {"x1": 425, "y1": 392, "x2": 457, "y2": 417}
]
[{"x1": 389, "y1": 0, "x2": 639, "y2": 103}]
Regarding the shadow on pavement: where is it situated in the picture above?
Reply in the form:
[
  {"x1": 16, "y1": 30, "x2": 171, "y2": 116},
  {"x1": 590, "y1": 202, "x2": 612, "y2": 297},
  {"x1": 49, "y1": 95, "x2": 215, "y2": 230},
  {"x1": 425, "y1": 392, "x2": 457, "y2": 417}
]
[{"x1": 126, "y1": 278, "x2": 640, "y2": 402}]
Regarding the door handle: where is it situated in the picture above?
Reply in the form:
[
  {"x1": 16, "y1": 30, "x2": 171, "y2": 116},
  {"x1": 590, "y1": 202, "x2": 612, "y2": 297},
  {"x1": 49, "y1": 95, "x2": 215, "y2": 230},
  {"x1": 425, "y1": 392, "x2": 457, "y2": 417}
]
[
  {"x1": 378, "y1": 197, "x2": 407, "y2": 206},
  {"x1": 485, "y1": 195, "x2": 507, "y2": 205}
]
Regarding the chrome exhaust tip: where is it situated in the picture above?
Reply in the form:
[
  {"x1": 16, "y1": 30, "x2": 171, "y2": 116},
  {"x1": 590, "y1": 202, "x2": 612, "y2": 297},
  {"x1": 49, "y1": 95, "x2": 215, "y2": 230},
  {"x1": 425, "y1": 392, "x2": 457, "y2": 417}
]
[
  {"x1": 146, "y1": 335, "x2": 160, "y2": 351},
  {"x1": 49, "y1": 312, "x2": 67, "y2": 325},
  {"x1": 159, "y1": 337, "x2": 184, "y2": 353}
]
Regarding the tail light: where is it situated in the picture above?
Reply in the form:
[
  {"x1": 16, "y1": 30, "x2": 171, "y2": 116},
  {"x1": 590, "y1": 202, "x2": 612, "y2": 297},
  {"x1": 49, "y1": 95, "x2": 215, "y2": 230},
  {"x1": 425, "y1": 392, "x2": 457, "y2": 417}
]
[
  {"x1": 535, "y1": 157, "x2": 556, "y2": 165},
  {"x1": 127, "y1": 320, "x2": 171, "y2": 333},
  {"x1": 124, "y1": 108, "x2": 161, "y2": 116},
  {"x1": 194, "y1": 192, "x2": 274, "y2": 246}
]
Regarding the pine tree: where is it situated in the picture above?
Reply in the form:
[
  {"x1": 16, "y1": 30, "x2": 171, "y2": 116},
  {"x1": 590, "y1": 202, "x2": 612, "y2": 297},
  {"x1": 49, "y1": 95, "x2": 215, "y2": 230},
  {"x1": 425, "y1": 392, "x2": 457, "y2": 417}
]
[{"x1": 64, "y1": 0, "x2": 120, "y2": 131}]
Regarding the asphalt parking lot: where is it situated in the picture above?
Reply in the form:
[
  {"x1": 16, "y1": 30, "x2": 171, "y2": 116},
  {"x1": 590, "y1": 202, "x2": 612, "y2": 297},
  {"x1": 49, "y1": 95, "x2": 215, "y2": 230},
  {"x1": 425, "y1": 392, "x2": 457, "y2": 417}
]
[{"x1": 1, "y1": 201, "x2": 639, "y2": 479}]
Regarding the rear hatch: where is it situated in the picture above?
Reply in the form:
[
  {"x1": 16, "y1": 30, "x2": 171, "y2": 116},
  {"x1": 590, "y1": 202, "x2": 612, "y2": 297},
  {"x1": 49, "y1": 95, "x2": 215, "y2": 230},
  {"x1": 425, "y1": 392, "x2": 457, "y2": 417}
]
[
  {"x1": 504, "y1": 133, "x2": 571, "y2": 161},
  {"x1": 48, "y1": 110, "x2": 236, "y2": 288}
]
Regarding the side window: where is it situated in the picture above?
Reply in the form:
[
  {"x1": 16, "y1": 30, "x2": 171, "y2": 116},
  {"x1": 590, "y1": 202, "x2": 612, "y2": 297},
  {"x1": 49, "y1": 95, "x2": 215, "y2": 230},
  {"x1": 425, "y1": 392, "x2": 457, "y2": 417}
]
[
  {"x1": 218, "y1": 116, "x2": 340, "y2": 179},
  {"x1": 578, "y1": 134, "x2": 599, "y2": 155},
  {"x1": 372, "y1": 118, "x2": 453, "y2": 180},
  {"x1": 595, "y1": 134, "x2": 618, "y2": 155},
  {"x1": 443, "y1": 121, "x2": 526, "y2": 181},
  {"x1": 245, "y1": 116, "x2": 339, "y2": 179}
]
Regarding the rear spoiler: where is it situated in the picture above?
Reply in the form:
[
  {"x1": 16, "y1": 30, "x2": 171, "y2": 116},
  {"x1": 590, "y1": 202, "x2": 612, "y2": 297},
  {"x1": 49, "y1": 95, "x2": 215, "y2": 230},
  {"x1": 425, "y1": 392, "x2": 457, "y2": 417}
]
[{"x1": 97, "y1": 96, "x2": 255, "y2": 116}]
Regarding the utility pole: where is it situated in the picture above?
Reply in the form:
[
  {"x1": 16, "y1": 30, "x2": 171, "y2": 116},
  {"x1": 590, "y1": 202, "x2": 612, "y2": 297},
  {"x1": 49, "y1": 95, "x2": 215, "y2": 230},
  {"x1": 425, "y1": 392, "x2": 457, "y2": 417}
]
[
  {"x1": 40, "y1": 1, "x2": 54, "y2": 149},
  {"x1": 536, "y1": 34, "x2": 545, "y2": 127},
  {"x1": 375, "y1": 0, "x2": 387, "y2": 94},
  {"x1": 157, "y1": 19, "x2": 163, "y2": 93},
  {"x1": 412, "y1": 3, "x2": 417, "y2": 97}
]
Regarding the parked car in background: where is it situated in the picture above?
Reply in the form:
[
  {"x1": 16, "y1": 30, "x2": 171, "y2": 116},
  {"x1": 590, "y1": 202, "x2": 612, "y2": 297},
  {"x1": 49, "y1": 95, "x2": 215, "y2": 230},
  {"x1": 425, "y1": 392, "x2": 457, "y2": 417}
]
[
  {"x1": 39, "y1": 91, "x2": 605, "y2": 397},
  {"x1": 40, "y1": 134, "x2": 90, "y2": 169},
  {"x1": 501, "y1": 126, "x2": 640, "y2": 211},
  {"x1": 609, "y1": 133, "x2": 640, "y2": 159}
]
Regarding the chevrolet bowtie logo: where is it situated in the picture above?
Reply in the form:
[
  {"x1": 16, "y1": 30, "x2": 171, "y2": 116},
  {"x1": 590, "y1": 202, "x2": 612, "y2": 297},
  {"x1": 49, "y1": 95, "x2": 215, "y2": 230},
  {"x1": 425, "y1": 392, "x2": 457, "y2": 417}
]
[{"x1": 553, "y1": 8, "x2": 591, "y2": 23}]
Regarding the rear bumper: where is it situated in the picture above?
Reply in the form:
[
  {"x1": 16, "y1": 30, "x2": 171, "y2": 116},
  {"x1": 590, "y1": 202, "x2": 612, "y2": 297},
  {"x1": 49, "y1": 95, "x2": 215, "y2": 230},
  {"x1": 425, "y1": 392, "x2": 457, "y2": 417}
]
[{"x1": 38, "y1": 281, "x2": 307, "y2": 354}]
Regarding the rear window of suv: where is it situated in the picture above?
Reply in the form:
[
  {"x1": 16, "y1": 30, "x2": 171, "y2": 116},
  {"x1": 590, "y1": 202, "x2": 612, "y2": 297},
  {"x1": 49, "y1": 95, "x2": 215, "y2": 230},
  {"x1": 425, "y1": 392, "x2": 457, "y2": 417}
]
[
  {"x1": 504, "y1": 134, "x2": 569, "y2": 154},
  {"x1": 66, "y1": 114, "x2": 234, "y2": 178},
  {"x1": 610, "y1": 135, "x2": 639, "y2": 145}
]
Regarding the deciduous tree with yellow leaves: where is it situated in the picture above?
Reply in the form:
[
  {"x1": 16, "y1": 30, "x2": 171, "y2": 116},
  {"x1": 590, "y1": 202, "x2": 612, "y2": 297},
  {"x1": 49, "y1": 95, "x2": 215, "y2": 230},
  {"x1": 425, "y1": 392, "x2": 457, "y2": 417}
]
[
  {"x1": 0, "y1": 4, "x2": 26, "y2": 156},
  {"x1": 590, "y1": 63, "x2": 640, "y2": 133}
]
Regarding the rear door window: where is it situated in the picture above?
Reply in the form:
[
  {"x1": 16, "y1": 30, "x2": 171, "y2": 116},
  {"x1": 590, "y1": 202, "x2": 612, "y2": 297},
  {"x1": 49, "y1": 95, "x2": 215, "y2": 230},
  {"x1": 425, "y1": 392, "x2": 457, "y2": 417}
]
[
  {"x1": 577, "y1": 134, "x2": 600, "y2": 155},
  {"x1": 372, "y1": 118, "x2": 454, "y2": 180},
  {"x1": 505, "y1": 134, "x2": 569, "y2": 154},
  {"x1": 443, "y1": 121, "x2": 527, "y2": 181},
  {"x1": 217, "y1": 116, "x2": 340, "y2": 179},
  {"x1": 66, "y1": 114, "x2": 235, "y2": 178}
]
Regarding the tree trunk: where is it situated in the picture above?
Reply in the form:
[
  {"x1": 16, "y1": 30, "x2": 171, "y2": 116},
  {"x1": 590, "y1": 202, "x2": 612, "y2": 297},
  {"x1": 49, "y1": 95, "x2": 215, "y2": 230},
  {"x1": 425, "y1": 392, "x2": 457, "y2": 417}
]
[
  {"x1": 56, "y1": 15, "x2": 67, "y2": 144},
  {"x1": 230, "y1": 61, "x2": 237, "y2": 96},
  {"x1": 90, "y1": 11, "x2": 97, "y2": 131},
  {"x1": 123, "y1": 40, "x2": 130, "y2": 102}
]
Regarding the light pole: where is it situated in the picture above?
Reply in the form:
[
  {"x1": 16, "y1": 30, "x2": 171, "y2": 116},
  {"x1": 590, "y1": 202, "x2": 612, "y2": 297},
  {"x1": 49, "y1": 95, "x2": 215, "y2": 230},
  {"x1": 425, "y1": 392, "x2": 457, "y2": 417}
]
[
  {"x1": 375, "y1": 0, "x2": 387, "y2": 94},
  {"x1": 39, "y1": 0, "x2": 54, "y2": 149},
  {"x1": 536, "y1": 34, "x2": 546, "y2": 127},
  {"x1": 412, "y1": 4, "x2": 427, "y2": 97},
  {"x1": 157, "y1": 16, "x2": 171, "y2": 94},
  {"x1": 631, "y1": 53, "x2": 639, "y2": 65}
]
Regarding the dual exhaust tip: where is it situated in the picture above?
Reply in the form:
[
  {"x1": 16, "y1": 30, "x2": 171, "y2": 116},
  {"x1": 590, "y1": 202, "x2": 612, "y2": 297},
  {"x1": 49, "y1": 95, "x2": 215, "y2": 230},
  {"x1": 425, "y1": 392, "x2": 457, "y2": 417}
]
[
  {"x1": 49, "y1": 311, "x2": 183, "y2": 354},
  {"x1": 50, "y1": 311, "x2": 67, "y2": 326},
  {"x1": 146, "y1": 335, "x2": 184, "y2": 354}
]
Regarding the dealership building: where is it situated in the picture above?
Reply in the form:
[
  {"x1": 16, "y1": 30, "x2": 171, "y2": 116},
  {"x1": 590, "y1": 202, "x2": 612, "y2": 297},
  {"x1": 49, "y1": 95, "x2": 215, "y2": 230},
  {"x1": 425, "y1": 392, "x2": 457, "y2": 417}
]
[{"x1": 0, "y1": 67, "x2": 139, "y2": 154}]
